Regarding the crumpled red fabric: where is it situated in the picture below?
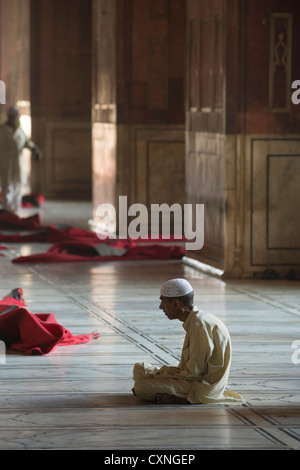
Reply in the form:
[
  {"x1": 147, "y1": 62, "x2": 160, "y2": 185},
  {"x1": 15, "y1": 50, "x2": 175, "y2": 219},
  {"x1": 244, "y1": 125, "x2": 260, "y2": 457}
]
[
  {"x1": 21, "y1": 193, "x2": 45, "y2": 208},
  {"x1": 0, "y1": 210, "x2": 42, "y2": 230},
  {"x1": 0, "y1": 224, "x2": 101, "y2": 244},
  {"x1": 0, "y1": 222, "x2": 186, "y2": 245},
  {"x1": 0, "y1": 210, "x2": 186, "y2": 262},
  {"x1": 11, "y1": 239, "x2": 185, "y2": 263},
  {"x1": 0, "y1": 288, "x2": 97, "y2": 355}
]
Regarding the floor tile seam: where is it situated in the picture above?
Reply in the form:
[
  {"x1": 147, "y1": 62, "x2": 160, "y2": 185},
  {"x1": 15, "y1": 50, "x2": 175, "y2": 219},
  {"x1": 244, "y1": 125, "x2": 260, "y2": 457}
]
[
  {"x1": 227, "y1": 407, "x2": 258, "y2": 425},
  {"x1": 0, "y1": 386, "x2": 298, "y2": 392},
  {"x1": 0, "y1": 423, "x2": 297, "y2": 430},
  {"x1": 229, "y1": 406, "x2": 291, "y2": 429},
  {"x1": 227, "y1": 286, "x2": 300, "y2": 319},
  {"x1": 21, "y1": 258, "x2": 299, "y2": 325},
  {"x1": 15, "y1": 264, "x2": 177, "y2": 360},
  {"x1": 1, "y1": 413, "x2": 300, "y2": 426},
  {"x1": 11, "y1": 266, "x2": 178, "y2": 363},
  {"x1": 254, "y1": 425, "x2": 300, "y2": 447},
  {"x1": 0, "y1": 377, "x2": 133, "y2": 382},
  {"x1": 0, "y1": 406, "x2": 239, "y2": 412},
  {"x1": 246, "y1": 408, "x2": 291, "y2": 427},
  {"x1": 0, "y1": 403, "x2": 297, "y2": 410},
  {"x1": 3, "y1": 351, "x2": 155, "y2": 357},
  {"x1": 65, "y1": 291, "x2": 181, "y2": 363},
  {"x1": 279, "y1": 427, "x2": 300, "y2": 442},
  {"x1": 0, "y1": 396, "x2": 297, "y2": 405},
  {"x1": 0, "y1": 403, "x2": 248, "y2": 410},
  {"x1": 1, "y1": 370, "x2": 300, "y2": 378},
  {"x1": 252, "y1": 426, "x2": 293, "y2": 447}
]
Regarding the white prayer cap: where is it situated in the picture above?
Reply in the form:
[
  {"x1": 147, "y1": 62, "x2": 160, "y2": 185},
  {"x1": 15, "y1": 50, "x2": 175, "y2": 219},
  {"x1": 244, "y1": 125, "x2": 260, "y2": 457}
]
[{"x1": 160, "y1": 278, "x2": 193, "y2": 298}]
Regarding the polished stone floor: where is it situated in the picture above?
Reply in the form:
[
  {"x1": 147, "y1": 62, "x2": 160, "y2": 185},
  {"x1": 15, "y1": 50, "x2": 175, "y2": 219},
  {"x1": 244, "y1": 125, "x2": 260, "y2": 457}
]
[{"x1": 0, "y1": 201, "x2": 299, "y2": 450}]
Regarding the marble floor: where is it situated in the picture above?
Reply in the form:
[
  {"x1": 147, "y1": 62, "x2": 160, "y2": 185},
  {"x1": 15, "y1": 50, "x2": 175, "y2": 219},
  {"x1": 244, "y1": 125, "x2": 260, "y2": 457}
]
[{"x1": 0, "y1": 201, "x2": 300, "y2": 451}]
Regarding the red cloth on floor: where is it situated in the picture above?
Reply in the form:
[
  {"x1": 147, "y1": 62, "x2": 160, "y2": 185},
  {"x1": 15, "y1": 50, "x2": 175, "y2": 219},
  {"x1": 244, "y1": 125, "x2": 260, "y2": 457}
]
[
  {"x1": 22, "y1": 193, "x2": 45, "y2": 208},
  {"x1": 0, "y1": 191, "x2": 45, "y2": 208},
  {"x1": 0, "y1": 225, "x2": 100, "y2": 244},
  {"x1": 0, "y1": 223, "x2": 186, "y2": 244},
  {"x1": 12, "y1": 239, "x2": 185, "y2": 263},
  {"x1": 0, "y1": 210, "x2": 42, "y2": 230},
  {"x1": 0, "y1": 288, "x2": 96, "y2": 355}
]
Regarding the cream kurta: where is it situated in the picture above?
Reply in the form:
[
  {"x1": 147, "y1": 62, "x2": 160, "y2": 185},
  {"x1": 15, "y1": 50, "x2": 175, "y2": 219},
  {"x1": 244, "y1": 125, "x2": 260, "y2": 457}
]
[{"x1": 133, "y1": 306, "x2": 244, "y2": 404}]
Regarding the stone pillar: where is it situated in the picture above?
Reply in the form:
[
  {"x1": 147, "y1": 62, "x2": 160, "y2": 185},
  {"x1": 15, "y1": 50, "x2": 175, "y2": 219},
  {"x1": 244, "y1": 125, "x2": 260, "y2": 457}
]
[
  {"x1": 186, "y1": 0, "x2": 300, "y2": 278},
  {"x1": 0, "y1": 0, "x2": 31, "y2": 190},
  {"x1": 0, "y1": 0, "x2": 30, "y2": 117},
  {"x1": 92, "y1": 0, "x2": 186, "y2": 234},
  {"x1": 30, "y1": 0, "x2": 92, "y2": 200}
]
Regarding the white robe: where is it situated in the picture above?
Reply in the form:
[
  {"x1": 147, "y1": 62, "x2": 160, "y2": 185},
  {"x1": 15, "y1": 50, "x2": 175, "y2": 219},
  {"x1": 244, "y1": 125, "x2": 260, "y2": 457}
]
[
  {"x1": 133, "y1": 306, "x2": 244, "y2": 404},
  {"x1": 0, "y1": 124, "x2": 33, "y2": 211}
]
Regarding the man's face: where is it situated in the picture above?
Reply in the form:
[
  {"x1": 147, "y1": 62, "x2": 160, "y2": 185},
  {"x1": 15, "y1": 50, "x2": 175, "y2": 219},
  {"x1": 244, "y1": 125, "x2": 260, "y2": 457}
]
[{"x1": 159, "y1": 296, "x2": 179, "y2": 320}]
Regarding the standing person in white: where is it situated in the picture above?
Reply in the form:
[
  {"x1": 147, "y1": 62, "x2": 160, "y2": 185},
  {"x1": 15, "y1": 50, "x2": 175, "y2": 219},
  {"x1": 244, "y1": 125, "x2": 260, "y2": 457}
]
[
  {"x1": 0, "y1": 106, "x2": 41, "y2": 212},
  {"x1": 132, "y1": 278, "x2": 244, "y2": 405}
]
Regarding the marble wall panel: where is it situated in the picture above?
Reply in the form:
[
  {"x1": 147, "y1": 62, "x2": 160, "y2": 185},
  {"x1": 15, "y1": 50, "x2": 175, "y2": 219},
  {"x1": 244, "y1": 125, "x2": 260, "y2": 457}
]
[
  {"x1": 118, "y1": 0, "x2": 185, "y2": 125},
  {"x1": 267, "y1": 155, "x2": 300, "y2": 249},
  {"x1": 147, "y1": 35, "x2": 168, "y2": 110},
  {"x1": 248, "y1": 137, "x2": 300, "y2": 268},
  {"x1": 30, "y1": 0, "x2": 92, "y2": 199},
  {"x1": 42, "y1": 119, "x2": 92, "y2": 199},
  {"x1": 186, "y1": 133, "x2": 300, "y2": 277},
  {"x1": 0, "y1": 0, "x2": 30, "y2": 119},
  {"x1": 92, "y1": 1, "x2": 186, "y2": 233},
  {"x1": 269, "y1": 13, "x2": 292, "y2": 113},
  {"x1": 188, "y1": 18, "x2": 200, "y2": 110},
  {"x1": 147, "y1": 141, "x2": 185, "y2": 206},
  {"x1": 134, "y1": 126, "x2": 185, "y2": 209},
  {"x1": 186, "y1": 132, "x2": 225, "y2": 267},
  {"x1": 244, "y1": 1, "x2": 300, "y2": 134},
  {"x1": 186, "y1": 0, "x2": 225, "y2": 134}
]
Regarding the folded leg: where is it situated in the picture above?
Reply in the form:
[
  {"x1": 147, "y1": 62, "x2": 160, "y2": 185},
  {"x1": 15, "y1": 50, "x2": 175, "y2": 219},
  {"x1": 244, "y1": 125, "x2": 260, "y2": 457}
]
[{"x1": 133, "y1": 362, "x2": 191, "y2": 403}]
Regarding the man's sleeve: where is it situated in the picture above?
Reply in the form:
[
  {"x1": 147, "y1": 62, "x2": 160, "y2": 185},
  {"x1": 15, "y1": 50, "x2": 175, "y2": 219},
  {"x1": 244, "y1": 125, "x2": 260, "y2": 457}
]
[
  {"x1": 183, "y1": 324, "x2": 213, "y2": 378},
  {"x1": 24, "y1": 138, "x2": 42, "y2": 160},
  {"x1": 157, "y1": 323, "x2": 214, "y2": 380}
]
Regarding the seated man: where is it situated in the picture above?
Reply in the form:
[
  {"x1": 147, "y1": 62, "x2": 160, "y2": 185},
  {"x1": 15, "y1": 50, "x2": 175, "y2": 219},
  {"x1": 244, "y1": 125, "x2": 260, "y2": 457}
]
[{"x1": 132, "y1": 278, "x2": 244, "y2": 405}]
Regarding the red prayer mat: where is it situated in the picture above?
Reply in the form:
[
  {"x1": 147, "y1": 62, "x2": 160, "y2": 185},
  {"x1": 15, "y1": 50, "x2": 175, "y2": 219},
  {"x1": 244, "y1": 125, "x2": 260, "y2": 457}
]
[
  {"x1": 21, "y1": 193, "x2": 45, "y2": 208},
  {"x1": 0, "y1": 222, "x2": 186, "y2": 244},
  {"x1": 12, "y1": 239, "x2": 185, "y2": 263},
  {"x1": 0, "y1": 210, "x2": 42, "y2": 230},
  {"x1": 0, "y1": 288, "x2": 98, "y2": 355},
  {"x1": 0, "y1": 192, "x2": 45, "y2": 209}
]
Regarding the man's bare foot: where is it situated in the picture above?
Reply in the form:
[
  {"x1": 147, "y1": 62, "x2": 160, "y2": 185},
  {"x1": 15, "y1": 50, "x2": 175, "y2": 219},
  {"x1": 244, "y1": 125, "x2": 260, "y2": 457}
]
[{"x1": 155, "y1": 393, "x2": 189, "y2": 404}]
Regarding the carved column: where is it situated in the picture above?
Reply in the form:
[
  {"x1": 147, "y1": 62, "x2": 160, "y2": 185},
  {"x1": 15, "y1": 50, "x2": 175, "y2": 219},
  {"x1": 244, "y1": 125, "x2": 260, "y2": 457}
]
[
  {"x1": 92, "y1": 0, "x2": 186, "y2": 233},
  {"x1": 30, "y1": 0, "x2": 92, "y2": 199}
]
